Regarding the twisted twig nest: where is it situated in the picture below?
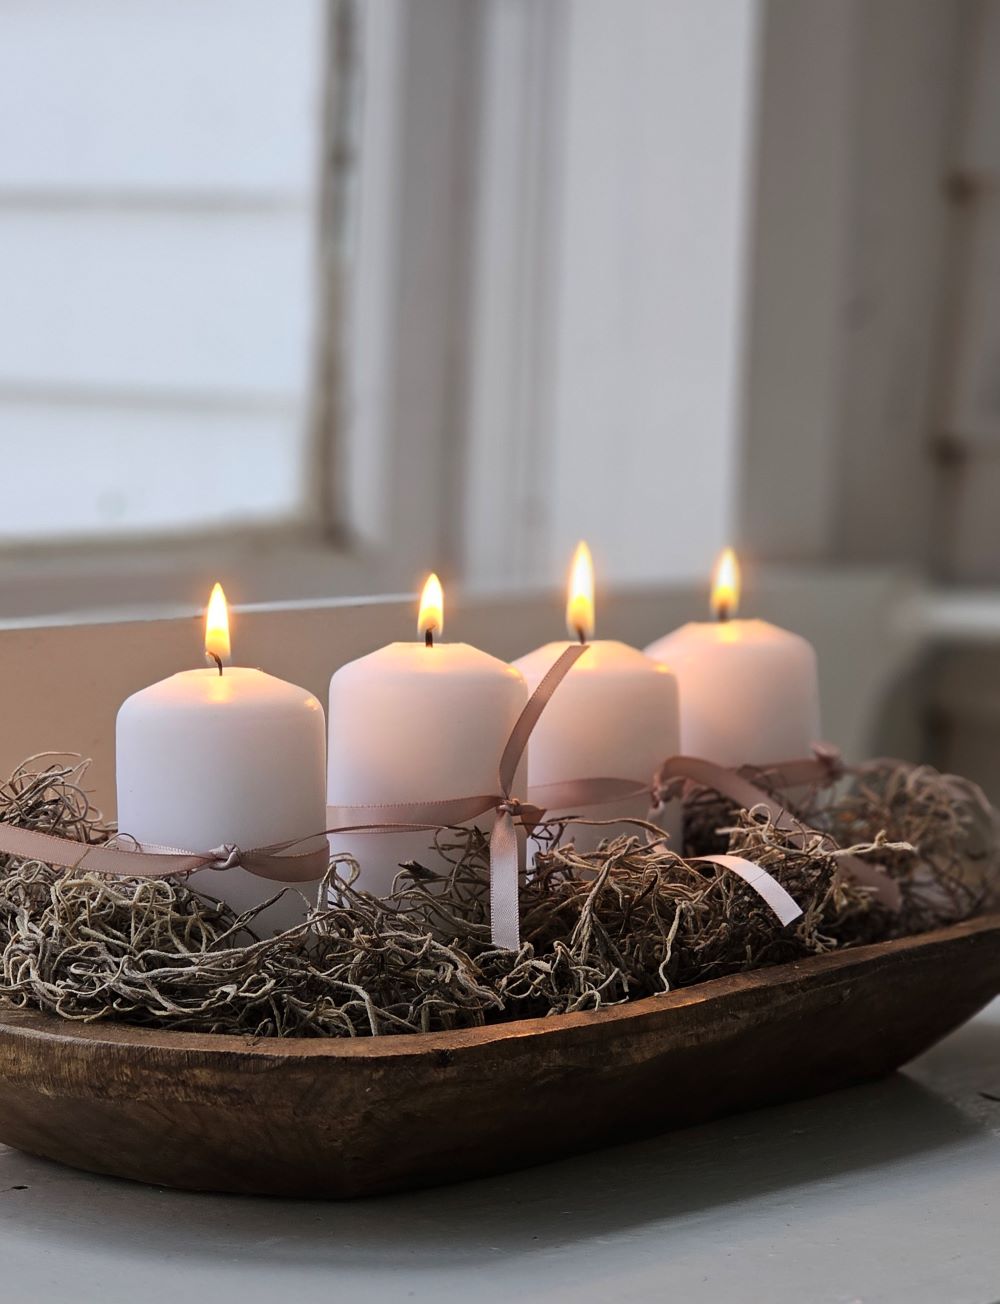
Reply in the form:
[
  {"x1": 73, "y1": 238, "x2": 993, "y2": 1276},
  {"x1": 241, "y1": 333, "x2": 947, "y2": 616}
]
[{"x1": 0, "y1": 754, "x2": 997, "y2": 1037}]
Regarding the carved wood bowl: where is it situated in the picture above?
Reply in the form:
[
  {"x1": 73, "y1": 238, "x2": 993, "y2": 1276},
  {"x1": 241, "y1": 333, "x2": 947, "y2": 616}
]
[{"x1": 0, "y1": 913, "x2": 997, "y2": 1199}]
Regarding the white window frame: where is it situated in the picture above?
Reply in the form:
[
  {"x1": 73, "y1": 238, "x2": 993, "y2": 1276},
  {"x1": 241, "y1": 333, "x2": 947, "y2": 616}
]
[
  {"x1": 1, "y1": 0, "x2": 964, "y2": 626},
  {"x1": 1, "y1": 0, "x2": 963, "y2": 777},
  {"x1": 0, "y1": 0, "x2": 482, "y2": 617},
  {"x1": 2, "y1": 0, "x2": 762, "y2": 617}
]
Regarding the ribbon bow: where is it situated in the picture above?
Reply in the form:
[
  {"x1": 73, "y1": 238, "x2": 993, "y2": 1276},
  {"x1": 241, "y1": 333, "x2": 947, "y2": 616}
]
[{"x1": 326, "y1": 643, "x2": 592, "y2": 949}]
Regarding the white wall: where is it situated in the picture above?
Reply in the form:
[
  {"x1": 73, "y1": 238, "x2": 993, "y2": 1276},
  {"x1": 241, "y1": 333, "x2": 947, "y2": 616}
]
[
  {"x1": 462, "y1": 0, "x2": 760, "y2": 592},
  {"x1": 547, "y1": 0, "x2": 759, "y2": 586}
]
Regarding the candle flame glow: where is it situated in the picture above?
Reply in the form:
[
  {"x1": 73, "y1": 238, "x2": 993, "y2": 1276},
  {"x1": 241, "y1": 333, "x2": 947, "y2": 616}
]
[
  {"x1": 205, "y1": 582, "x2": 231, "y2": 663},
  {"x1": 565, "y1": 540, "x2": 595, "y2": 642},
  {"x1": 711, "y1": 547, "x2": 740, "y2": 621},
  {"x1": 418, "y1": 572, "x2": 444, "y2": 643}
]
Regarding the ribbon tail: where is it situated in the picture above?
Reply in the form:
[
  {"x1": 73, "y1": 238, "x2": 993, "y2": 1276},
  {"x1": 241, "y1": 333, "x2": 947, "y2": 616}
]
[
  {"x1": 694, "y1": 854, "x2": 803, "y2": 927},
  {"x1": 489, "y1": 808, "x2": 521, "y2": 951},
  {"x1": 656, "y1": 754, "x2": 901, "y2": 911}
]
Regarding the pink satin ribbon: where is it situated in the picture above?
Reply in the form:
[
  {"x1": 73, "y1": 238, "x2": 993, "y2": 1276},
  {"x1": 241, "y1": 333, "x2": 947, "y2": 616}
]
[
  {"x1": 327, "y1": 643, "x2": 596, "y2": 948},
  {"x1": 0, "y1": 650, "x2": 874, "y2": 951},
  {"x1": 0, "y1": 646, "x2": 600, "y2": 952},
  {"x1": 0, "y1": 825, "x2": 329, "y2": 883},
  {"x1": 692, "y1": 854, "x2": 803, "y2": 926},
  {"x1": 324, "y1": 646, "x2": 653, "y2": 947},
  {"x1": 653, "y1": 750, "x2": 903, "y2": 911}
]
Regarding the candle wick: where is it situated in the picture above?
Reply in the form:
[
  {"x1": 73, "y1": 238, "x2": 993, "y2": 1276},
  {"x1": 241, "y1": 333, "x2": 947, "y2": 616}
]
[
  {"x1": 575, "y1": 626, "x2": 586, "y2": 645},
  {"x1": 716, "y1": 605, "x2": 731, "y2": 624},
  {"x1": 425, "y1": 629, "x2": 434, "y2": 648},
  {"x1": 209, "y1": 653, "x2": 224, "y2": 676}
]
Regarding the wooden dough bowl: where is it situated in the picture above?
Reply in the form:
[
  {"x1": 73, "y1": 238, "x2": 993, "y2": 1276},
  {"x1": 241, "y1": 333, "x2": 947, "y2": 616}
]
[{"x1": 0, "y1": 913, "x2": 998, "y2": 1199}]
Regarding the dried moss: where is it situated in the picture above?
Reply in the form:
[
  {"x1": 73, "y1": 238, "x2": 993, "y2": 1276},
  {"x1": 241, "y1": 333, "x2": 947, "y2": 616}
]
[{"x1": 0, "y1": 753, "x2": 995, "y2": 1038}]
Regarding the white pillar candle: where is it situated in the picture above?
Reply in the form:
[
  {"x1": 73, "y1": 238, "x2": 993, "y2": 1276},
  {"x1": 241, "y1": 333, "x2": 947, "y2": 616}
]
[
  {"x1": 327, "y1": 575, "x2": 529, "y2": 896},
  {"x1": 116, "y1": 584, "x2": 327, "y2": 934},
  {"x1": 644, "y1": 549, "x2": 821, "y2": 767},
  {"x1": 513, "y1": 543, "x2": 680, "y2": 854}
]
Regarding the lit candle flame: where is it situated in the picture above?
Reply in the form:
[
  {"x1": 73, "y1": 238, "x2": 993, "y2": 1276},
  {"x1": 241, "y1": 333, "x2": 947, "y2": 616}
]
[
  {"x1": 418, "y1": 572, "x2": 444, "y2": 644},
  {"x1": 205, "y1": 582, "x2": 231, "y2": 667},
  {"x1": 711, "y1": 547, "x2": 740, "y2": 622},
  {"x1": 565, "y1": 540, "x2": 595, "y2": 642}
]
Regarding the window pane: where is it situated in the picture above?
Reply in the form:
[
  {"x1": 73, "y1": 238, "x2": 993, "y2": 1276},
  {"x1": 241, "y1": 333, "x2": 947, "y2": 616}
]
[{"x1": 0, "y1": 0, "x2": 325, "y2": 541}]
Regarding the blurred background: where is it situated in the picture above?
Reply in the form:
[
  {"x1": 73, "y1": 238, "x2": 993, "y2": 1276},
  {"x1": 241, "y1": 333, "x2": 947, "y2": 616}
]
[{"x1": 1, "y1": 0, "x2": 999, "y2": 792}]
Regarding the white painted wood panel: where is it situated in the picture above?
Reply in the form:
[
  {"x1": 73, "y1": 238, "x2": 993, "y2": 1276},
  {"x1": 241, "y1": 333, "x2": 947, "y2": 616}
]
[
  {"x1": 461, "y1": 0, "x2": 759, "y2": 589},
  {"x1": 942, "y1": 457, "x2": 1000, "y2": 583},
  {"x1": 0, "y1": 403, "x2": 305, "y2": 539},
  {"x1": 737, "y1": 0, "x2": 855, "y2": 561},
  {"x1": 0, "y1": 0, "x2": 324, "y2": 192},
  {"x1": 958, "y1": 0, "x2": 1000, "y2": 175},
  {"x1": 740, "y1": 0, "x2": 964, "y2": 567},
  {"x1": 0, "y1": 210, "x2": 314, "y2": 397},
  {"x1": 832, "y1": 0, "x2": 964, "y2": 566},
  {"x1": 930, "y1": 0, "x2": 1000, "y2": 580},
  {"x1": 549, "y1": 0, "x2": 757, "y2": 586},
  {"x1": 344, "y1": 0, "x2": 406, "y2": 550},
  {"x1": 345, "y1": 0, "x2": 480, "y2": 572},
  {"x1": 947, "y1": 198, "x2": 1000, "y2": 445},
  {"x1": 461, "y1": 0, "x2": 566, "y2": 585}
]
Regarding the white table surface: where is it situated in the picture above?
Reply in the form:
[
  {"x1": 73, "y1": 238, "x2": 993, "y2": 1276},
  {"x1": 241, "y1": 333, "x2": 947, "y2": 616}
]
[{"x1": 3, "y1": 998, "x2": 1000, "y2": 1304}]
